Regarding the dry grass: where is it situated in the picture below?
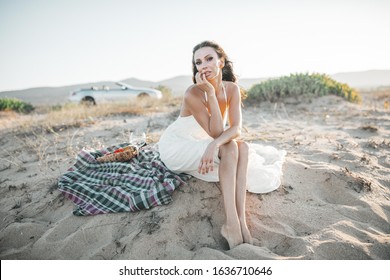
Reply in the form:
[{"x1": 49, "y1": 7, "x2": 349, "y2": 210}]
[
  {"x1": 358, "y1": 87, "x2": 390, "y2": 109},
  {"x1": 370, "y1": 87, "x2": 390, "y2": 101},
  {"x1": 3, "y1": 96, "x2": 181, "y2": 135}
]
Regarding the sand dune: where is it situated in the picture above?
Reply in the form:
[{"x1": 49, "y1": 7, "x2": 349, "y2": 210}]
[{"x1": 0, "y1": 93, "x2": 389, "y2": 260}]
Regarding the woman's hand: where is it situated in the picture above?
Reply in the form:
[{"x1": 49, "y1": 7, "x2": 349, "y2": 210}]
[
  {"x1": 195, "y1": 72, "x2": 215, "y2": 95},
  {"x1": 198, "y1": 141, "x2": 218, "y2": 175}
]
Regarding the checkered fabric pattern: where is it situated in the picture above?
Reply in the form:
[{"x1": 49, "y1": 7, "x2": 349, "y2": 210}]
[{"x1": 58, "y1": 143, "x2": 190, "y2": 216}]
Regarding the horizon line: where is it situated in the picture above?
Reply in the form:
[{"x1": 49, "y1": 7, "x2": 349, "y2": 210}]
[{"x1": 1, "y1": 69, "x2": 390, "y2": 93}]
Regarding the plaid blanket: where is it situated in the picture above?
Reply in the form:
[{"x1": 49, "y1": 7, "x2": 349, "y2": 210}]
[{"x1": 58, "y1": 143, "x2": 190, "y2": 216}]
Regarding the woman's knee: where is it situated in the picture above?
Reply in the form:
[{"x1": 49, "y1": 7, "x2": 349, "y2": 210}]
[
  {"x1": 237, "y1": 141, "x2": 249, "y2": 158},
  {"x1": 219, "y1": 141, "x2": 238, "y2": 160}
]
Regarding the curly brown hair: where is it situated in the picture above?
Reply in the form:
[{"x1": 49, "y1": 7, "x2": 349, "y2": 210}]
[
  {"x1": 192, "y1": 41, "x2": 246, "y2": 99},
  {"x1": 192, "y1": 40, "x2": 236, "y2": 84}
]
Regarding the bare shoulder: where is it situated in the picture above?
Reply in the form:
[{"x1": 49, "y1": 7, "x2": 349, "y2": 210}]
[
  {"x1": 184, "y1": 84, "x2": 198, "y2": 95},
  {"x1": 184, "y1": 84, "x2": 203, "y2": 101},
  {"x1": 181, "y1": 84, "x2": 205, "y2": 116},
  {"x1": 223, "y1": 81, "x2": 240, "y2": 99}
]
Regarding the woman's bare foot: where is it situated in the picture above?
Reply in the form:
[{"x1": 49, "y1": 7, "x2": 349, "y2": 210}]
[
  {"x1": 221, "y1": 224, "x2": 243, "y2": 249},
  {"x1": 240, "y1": 221, "x2": 253, "y2": 245}
]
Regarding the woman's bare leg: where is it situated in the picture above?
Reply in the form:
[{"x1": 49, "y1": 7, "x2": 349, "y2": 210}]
[
  {"x1": 236, "y1": 141, "x2": 253, "y2": 244},
  {"x1": 219, "y1": 141, "x2": 243, "y2": 249}
]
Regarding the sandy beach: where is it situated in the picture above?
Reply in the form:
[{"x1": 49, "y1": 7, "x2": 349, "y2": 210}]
[{"x1": 0, "y1": 93, "x2": 389, "y2": 260}]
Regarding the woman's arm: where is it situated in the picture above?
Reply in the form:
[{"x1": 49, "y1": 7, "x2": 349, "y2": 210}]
[
  {"x1": 198, "y1": 83, "x2": 243, "y2": 174},
  {"x1": 184, "y1": 73, "x2": 225, "y2": 138},
  {"x1": 213, "y1": 82, "x2": 242, "y2": 147}
]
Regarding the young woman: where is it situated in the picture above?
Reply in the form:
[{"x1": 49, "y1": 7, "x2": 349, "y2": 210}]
[{"x1": 158, "y1": 41, "x2": 285, "y2": 249}]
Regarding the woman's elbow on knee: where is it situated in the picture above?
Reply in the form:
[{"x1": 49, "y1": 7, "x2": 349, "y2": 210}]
[{"x1": 235, "y1": 127, "x2": 242, "y2": 138}]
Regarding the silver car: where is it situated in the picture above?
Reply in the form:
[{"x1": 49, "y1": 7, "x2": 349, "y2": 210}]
[{"x1": 68, "y1": 82, "x2": 162, "y2": 105}]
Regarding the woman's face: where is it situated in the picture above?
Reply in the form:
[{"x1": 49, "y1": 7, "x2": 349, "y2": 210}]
[{"x1": 194, "y1": 47, "x2": 224, "y2": 80}]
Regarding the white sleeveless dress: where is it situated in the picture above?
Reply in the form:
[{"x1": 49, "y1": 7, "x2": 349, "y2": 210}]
[{"x1": 158, "y1": 89, "x2": 286, "y2": 193}]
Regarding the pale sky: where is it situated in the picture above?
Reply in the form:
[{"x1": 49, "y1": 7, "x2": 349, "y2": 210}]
[{"x1": 0, "y1": 0, "x2": 389, "y2": 91}]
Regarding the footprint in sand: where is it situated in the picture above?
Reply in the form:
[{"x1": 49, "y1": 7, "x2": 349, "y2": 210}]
[{"x1": 176, "y1": 213, "x2": 222, "y2": 251}]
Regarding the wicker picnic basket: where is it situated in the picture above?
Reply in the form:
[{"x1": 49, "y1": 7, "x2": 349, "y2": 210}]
[{"x1": 96, "y1": 145, "x2": 138, "y2": 163}]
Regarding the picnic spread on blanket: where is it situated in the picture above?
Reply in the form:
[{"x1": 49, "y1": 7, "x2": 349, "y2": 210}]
[{"x1": 58, "y1": 143, "x2": 190, "y2": 216}]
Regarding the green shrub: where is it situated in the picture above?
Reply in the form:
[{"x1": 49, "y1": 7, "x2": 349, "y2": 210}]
[
  {"x1": 246, "y1": 73, "x2": 361, "y2": 104},
  {"x1": 0, "y1": 98, "x2": 35, "y2": 113}
]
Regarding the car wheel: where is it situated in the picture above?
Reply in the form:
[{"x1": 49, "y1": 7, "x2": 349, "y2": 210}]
[
  {"x1": 137, "y1": 92, "x2": 150, "y2": 99},
  {"x1": 81, "y1": 97, "x2": 96, "y2": 106}
]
